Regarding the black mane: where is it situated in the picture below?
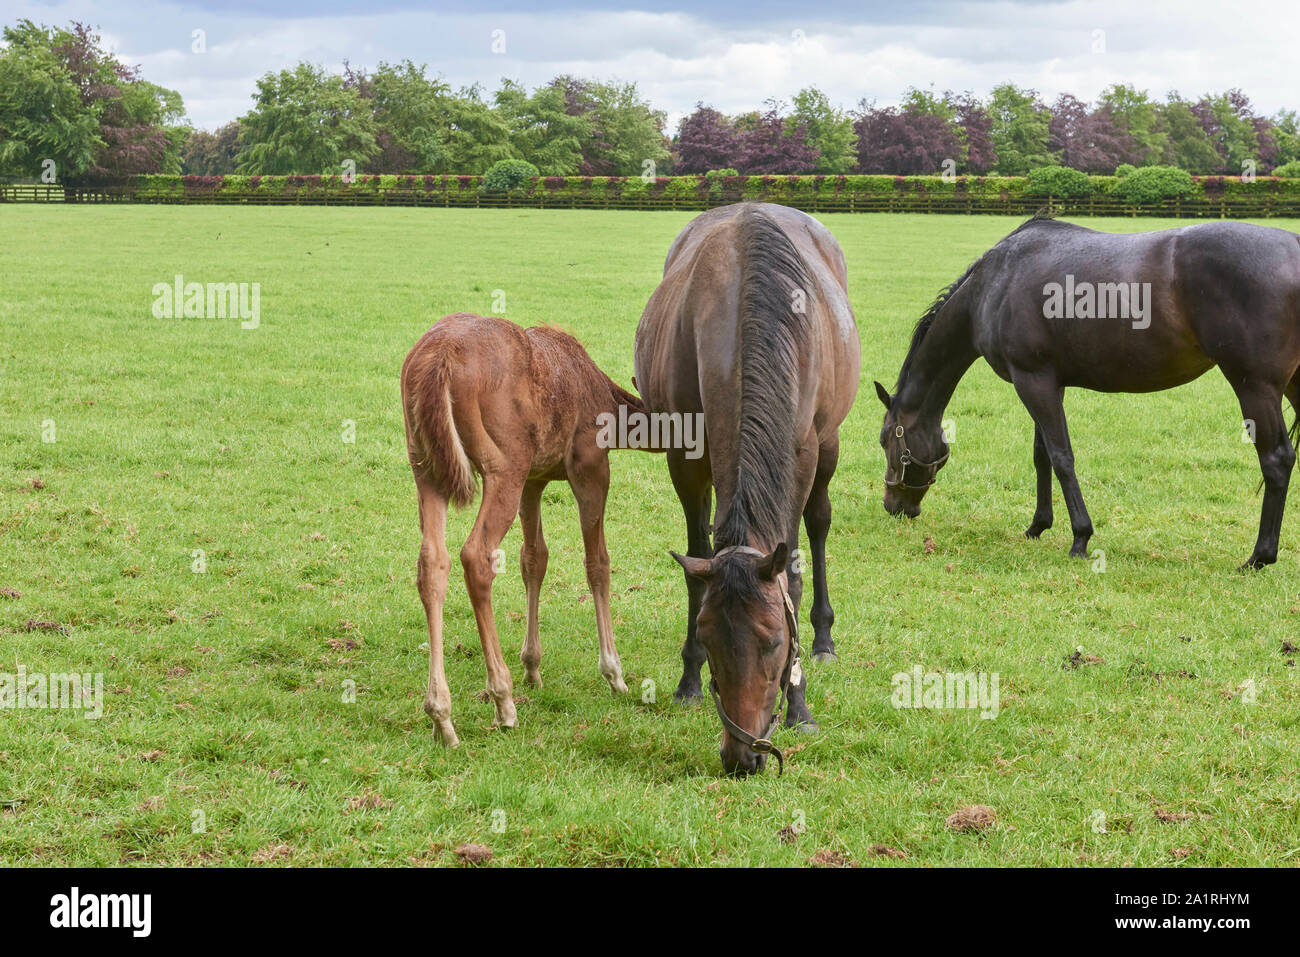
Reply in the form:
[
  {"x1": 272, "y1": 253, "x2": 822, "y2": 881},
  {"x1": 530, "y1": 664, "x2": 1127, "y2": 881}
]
[
  {"x1": 895, "y1": 213, "x2": 1060, "y2": 389},
  {"x1": 713, "y1": 205, "x2": 811, "y2": 553}
]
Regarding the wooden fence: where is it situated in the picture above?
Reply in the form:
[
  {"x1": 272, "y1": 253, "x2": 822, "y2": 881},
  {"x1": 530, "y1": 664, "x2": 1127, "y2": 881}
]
[{"x1": 5, "y1": 182, "x2": 1300, "y2": 218}]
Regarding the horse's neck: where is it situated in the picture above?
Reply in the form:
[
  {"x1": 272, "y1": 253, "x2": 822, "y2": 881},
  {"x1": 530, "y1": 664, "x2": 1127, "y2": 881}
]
[{"x1": 897, "y1": 295, "x2": 979, "y2": 426}]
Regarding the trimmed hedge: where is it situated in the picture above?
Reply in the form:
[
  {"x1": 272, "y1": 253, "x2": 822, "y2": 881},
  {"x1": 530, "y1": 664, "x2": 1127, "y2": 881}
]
[
  {"x1": 1113, "y1": 165, "x2": 1195, "y2": 205},
  {"x1": 62, "y1": 171, "x2": 1300, "y2": 216},
  {"x1": 481, "y1": 159, "x2": 539, "y2": 193},
  {"x1": 1026, "y1": 165, "x2": 1094, "y2": 198}
]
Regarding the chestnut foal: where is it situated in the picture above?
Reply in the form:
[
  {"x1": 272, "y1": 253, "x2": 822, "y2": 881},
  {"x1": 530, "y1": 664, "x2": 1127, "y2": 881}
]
[{"x1": 401, "y1": 313, "x2": 642, "y2": 746}]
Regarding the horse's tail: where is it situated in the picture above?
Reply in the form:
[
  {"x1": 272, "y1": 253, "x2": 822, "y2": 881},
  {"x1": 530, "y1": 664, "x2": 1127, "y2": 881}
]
[
  {"x1": 401, "y1": 350, "x2": 477, "y2": 509},
  {"x1": 609, "y1": 379, "x2": 647, "y2": 417}
]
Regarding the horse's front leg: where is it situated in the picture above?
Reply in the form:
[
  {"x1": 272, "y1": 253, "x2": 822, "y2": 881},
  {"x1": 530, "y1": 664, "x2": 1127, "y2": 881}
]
[
  {"x1": 1233, "y1": 382, "x2": 1294, "y2": 570},
  {"x1": 667, "y1": 448, "x2": 712, "y2": 704},
  {"x1": 802, "y1": 439, "x2": 838, "y2": 663},
  {"x1": 1025, "y1": 423, "x2": 1054, "y2": 538},
  {"x1": 1011, "y1": 372, "x2": 1093, "y2": 558}
]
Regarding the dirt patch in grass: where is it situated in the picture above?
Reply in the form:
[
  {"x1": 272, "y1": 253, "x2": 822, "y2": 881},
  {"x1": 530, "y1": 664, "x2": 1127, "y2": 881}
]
[
  {"x1": 808, "y1": 849, "x2": 856, "y2": 868},
  {"x1": 21, "y1": 619, "x2": 68, "y2": 634},
  {"x1": 344, "y1": 790, "x2": 392, "y2": 813},
  {"x1": 946, "y1": 805, "x2": 996, "y2": 832},
  {"x1": 251, "y1": 843, "x2": 294, "y2": 864},
  {"x1": 454, "y1": 843, "x2": 493, "y2": 865},
  {"x1": 1064, "y1": 648, "x2": 1104, "y2": 669},
  {"x1": 869, "y1": 843, "x2": 907, "y2": 859}
]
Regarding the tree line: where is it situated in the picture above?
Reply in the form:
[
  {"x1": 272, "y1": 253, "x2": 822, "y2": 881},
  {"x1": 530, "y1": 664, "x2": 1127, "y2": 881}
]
[{"x1": 3, "y1": 19, "x2": 1298, "y2": 183}]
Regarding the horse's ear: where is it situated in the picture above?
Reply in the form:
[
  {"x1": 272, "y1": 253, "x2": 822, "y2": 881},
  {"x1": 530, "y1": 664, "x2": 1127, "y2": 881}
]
[
  {"x1": 758, "y1": 542, "x2": 789, "y2": 581},
  {"x1": 874, "y1": 380, "x2": 892, "y2": 410},
  {"x1": 670, "y1": 550, "x2": 712, "y2": 581}
]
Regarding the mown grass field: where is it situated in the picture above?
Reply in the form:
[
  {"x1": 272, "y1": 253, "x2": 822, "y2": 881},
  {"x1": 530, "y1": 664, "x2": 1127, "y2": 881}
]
[{"x1": 1, "y1": 205, "x2": 1298, "y2": 867}]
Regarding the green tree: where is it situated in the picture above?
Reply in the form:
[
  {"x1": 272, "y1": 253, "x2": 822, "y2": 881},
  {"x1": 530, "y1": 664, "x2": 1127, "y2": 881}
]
[
  {"x1": 439, "y1": 84, "x2": 515, "y2": 173},
  {"x1": 1269, "y1": 110, "x2": 1300, "y2": 168},
  {"x1": 182, "y1": 121, "x2": 240, "y2": 175},
  {"x1": 1160, "y1": 95, "x2": 1222, "y2": 173},
  {"x1": 237, "y1": 63, "x2": 378, "y2": 174},
  {"x1": 0, "y1": 22, "x2": 100, "y2": 177},
  {"x1": 1199, "y1": 90, "x2": 1260, "y2": 174},
  {"x1": 355, "y1": 60, "x2": 453, "y2": 172},
  {"x1": 987, "y1": 83, "x2": 1055, "y2": 174},
  {"x1": 0, "y1": 20, "x2": 185, "y2": 179},
  {"x1": 494, "y1": 78, "x2": 590, "y2": 175},
  {"x1": 559, "y1": 77, "x2": 670, "y2": 176},
  {"x1": 1099, "y1": 84, "x2": 1168, "y2": 165},
  {"x1": 790, "y1": 86, "x2": 856, "y2": 173}
]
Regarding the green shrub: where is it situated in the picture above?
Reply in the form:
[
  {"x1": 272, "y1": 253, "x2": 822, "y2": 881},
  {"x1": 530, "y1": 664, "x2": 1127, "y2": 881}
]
[
  {"x1": 1114, "y1": 165, "x2": 1194, "y2": 205},
  {"x1": 1272, "y1": 160, "x2": 1300, "y2": 178},
  {"x1": 664, "y1": 176, "x2": 701, "y2": 198},
  {"x1": 1114, "y1": 164, "x2": 1136, "y2": 179},
  {"x1": 1026, "y1": 165, "x2": 1093, "y2": 198},
  {"x1": 480, "y1": 159, "x2": 539, "y2": 193}
]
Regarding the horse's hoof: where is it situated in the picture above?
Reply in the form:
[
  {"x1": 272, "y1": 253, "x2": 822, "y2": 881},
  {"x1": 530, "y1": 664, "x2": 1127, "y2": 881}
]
[
  {"x1": 673, "y1": 688, "x2": 703, "y2": 706},
  {"x1": 1068, "y1": 546, "x2": 1089, "y2": 558},
  {"x1": 785, "y1": 717, "x2": 820, "y2": 735},
  {"x1": 1237, "y1": 558, "x2": 1267, "y2": 572},
  {"x1": 810, "y1": 651, "x2": 838, "y2": 664},
  {"x1": 1025, "y1": 523, "x2": 1050, "y2": 539}
]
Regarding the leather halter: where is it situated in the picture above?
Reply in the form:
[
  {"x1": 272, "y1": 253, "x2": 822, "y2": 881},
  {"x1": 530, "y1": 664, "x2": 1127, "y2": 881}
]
[
  {"x1": 884, "y1": 423, "x2": 949, "y2": 490},
  {"x1": 705, "y1": 545, "x2": 802, "y2": 775}
]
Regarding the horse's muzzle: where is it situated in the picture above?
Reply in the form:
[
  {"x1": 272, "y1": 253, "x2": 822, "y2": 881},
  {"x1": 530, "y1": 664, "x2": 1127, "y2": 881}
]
[
  {"x1": 721, "y1": 741, "x2": 768, "y2": 776},
  {"x1": 883, "y1": 495, "x2": 921, "y2": 519}
]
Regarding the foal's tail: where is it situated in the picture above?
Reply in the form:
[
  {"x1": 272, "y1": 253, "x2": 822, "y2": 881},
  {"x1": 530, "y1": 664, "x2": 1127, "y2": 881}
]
[
  {"x1": 401, "y1": 353, "x2": 477, "y2": 509},
  {"x1": 609, "y1": 379, "x2": 648, "y2": 417}
]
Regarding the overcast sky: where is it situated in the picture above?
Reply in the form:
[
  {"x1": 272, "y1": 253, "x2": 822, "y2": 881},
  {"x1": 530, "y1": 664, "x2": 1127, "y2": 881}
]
[{"x1": 4, "y1": 0, "x2": 1297, "y2": 131}]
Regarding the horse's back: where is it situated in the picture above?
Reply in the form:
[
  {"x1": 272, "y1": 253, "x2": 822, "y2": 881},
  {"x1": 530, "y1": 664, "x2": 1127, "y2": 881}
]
[
  {"x1": 976, "y1": 220, "x2": 1300, "y2": 390},
  {"x1": 636, "y1": 203, "x2": 858, "y2": 424}
]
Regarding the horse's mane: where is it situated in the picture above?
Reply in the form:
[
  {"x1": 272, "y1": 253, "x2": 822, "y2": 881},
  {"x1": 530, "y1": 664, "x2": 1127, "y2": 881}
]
[
  {"x1": 713, "y1": 205, "x2": 811, "y2": 552},
  {"x1": 895, "y1": 212, "x2": 1060, "y2": 389}
]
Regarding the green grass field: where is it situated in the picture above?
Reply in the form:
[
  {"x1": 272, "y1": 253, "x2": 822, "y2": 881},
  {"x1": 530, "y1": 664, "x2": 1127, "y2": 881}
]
[{"x1": 2, "y1": 205, "x2": 1298, "y2": 866}]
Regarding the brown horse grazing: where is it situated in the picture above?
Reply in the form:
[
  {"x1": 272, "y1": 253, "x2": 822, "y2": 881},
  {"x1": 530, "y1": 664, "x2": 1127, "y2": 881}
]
[
  {"x1": 634, "y1": 203, "x2": 860, "y2": 775},
  {"x1": 876, "y1": 216, "x2": 1300, "y2": 570},
  {"x1": 401, "y1": 313, "x2": 644, "y2": 746}
]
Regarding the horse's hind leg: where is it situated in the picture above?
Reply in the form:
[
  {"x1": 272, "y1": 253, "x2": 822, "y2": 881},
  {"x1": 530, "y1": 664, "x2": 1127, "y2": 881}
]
[
  {"x1": 667, "y1": 448, "x2": 713, "y2": 704},
  {"x1": 569, "y1": 453, "x2": 628, "y2": 694},
  {"x1": 1025, "y1": 422, "x2": 1055, "y2": 538},
  {"x1": 518, "y1": 479, "x2": 549, "y2": 688},
  {"x1": 1011, "y1": 371, "x2": 1093, "y2": 558},
  {"x1": 1232, "y1": 378, "x2": 1295, "y2": 569},
  {"x1": 415, "y1": 479, "x2": 458, "y2": 747},
  {"x1": 462, "y1": 470, "x2": 527, "y2": 728}
]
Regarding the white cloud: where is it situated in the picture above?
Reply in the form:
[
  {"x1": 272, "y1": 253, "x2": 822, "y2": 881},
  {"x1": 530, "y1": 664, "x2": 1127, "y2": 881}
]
[{"x1": 3, "y1": 0, "x2": 1296, "y2": 130}]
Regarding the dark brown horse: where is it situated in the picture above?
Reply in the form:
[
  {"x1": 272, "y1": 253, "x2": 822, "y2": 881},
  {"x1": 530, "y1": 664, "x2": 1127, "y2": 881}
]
[
  {"x1": 401, "y1": 313, "x2": 645, "y2": 746},
  {"x1": 635, "y1": 203, "x2": 860, "y2": 774},
  {"x1": 876, "y1": 216, "x2": 1300, "y2": 569}
]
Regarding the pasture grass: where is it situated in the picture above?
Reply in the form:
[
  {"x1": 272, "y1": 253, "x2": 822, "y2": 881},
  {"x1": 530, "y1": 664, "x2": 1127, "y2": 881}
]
[{"x1": 1, "y1": 205, "x2": 1298, "y2": 866}]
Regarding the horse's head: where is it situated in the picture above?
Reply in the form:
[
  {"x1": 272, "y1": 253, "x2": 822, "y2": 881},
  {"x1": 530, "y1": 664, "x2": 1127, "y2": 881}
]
[
  {"x1": 875, "y1": 380, "x2": 949, "y2": 517},
  {"x1": 671, "y1": 543, "x2": 797, "y2": 776}
]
